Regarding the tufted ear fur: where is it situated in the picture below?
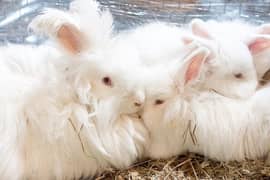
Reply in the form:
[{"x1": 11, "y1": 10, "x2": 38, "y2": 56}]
[
  {"x1": 257, "y1": 24, "x2": 270, "y2": 35},
  {"x1": 29, "y1": 8, "x2": 88, "y2": 55},
  {"x1": 190, "y1": 19, "x2": 213, "y2": 40}
]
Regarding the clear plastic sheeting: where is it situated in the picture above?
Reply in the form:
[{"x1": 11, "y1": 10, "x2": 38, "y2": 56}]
[
  {"x1": 0, "y1": 0, "x2": 270, "y2": 44},
  {"x1": 0, "y1": 0, "x2": 71, "y2": 44}
]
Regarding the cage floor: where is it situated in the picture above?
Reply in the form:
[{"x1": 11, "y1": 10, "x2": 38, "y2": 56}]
[{"x1": 0, "y1": 0, "x2": 270, "y2": 44}]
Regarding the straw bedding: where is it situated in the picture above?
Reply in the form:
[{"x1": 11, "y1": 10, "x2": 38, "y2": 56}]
[{"x1": 97, "y1": 153, "x2": 270, "y2": 179}]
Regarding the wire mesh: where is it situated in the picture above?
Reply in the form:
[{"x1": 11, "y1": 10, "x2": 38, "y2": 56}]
[{"x1": 0, "y1": 0, "x2": 270, "y2": 44}]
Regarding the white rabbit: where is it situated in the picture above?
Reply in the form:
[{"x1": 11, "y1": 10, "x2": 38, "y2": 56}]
[
  {"x1": 59, "y1": 0, "x2": 258, "y2": 100},
  {"x1": 115, "y1": 20, "x2": 258, "y2": 99},
  {"x1": 142, "y1": 45, "x2": 270, "y2": 162},
  {"x1": 188, "y1": 19, "x2": 258, "y2": 98},
  {"x1": 189, "y1": 19, "x2": 270, "y2": 85},
  {"x1": 0, "y1": 1, "x2": 149, "y2": 179}
]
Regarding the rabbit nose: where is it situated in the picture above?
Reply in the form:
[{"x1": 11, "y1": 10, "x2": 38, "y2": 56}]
[
  {"x1": 133, "y1": 90, "x2": 145, "y2": 107},
  {"x1": 134, "y1": 102, "x2": 142, "y2": 107}
]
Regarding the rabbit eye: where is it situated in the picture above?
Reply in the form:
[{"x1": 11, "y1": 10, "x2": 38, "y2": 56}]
[
  {"x1": 154, "y1": 99, "x2": 165, "y2": 105},
  {"x1": 102, "y1": 76, "x2": 113, "y2": 87},
  {"x1": 234, "y1": 73, "x2": 243, "y2": 79}
]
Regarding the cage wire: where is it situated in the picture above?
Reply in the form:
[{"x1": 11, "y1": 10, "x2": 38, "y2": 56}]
[{"x1": 0, "y1": 0, "x2": 270, "y2": 44}]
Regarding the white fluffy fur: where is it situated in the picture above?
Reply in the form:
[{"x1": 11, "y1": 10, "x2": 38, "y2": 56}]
[
  {"x1": 0, "y1": 0, "x2": 149, "y2": 179},
  {"x1": 115, "y1": 22, "x2": 190, "y2": 67},
  {"x1": 191, "y1": 20, "x2": 270, "y2": 83},
  {"x1": 142, "y1": 50, "x2": 270, "y2": 162},
  {"x1": 115, "y1": 21, "x2": 258, "y2": 99},
  {"x1": 189, "y1": 19, "x2": 258, "y2": 98},
  {"x1": 29, "y1": 0, "x2": 113, "y2": 52},
  {"x1": 2, "y1": 0, "x2": 270, "y2": 178}
]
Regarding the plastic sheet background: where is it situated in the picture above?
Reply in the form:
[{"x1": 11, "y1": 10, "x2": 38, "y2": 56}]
[{"x1": 0, "y1": 0, "x2": 270, "y2": 44}]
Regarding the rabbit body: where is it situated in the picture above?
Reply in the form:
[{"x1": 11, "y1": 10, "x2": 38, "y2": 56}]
[
  {"x1": 0, "y1": 0, "x2": 149, "y2": 179},
  {"x1": 142, "y1": 50, "x2": 270, "y2": 162}
]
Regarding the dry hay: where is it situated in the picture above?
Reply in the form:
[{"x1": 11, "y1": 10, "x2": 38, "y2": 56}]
[{"x1": 96, "y1": 153, "x2": 270, "y2": 179}]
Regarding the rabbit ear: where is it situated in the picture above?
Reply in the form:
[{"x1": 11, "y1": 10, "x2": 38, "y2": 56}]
[
  {"x1": 175, "y1": 47, "x2": 210, "y2": 86},
  {"x1": 247, "y1": 36, "x2": 270, "y2": 55},
  {"x1": 190, "y1": 19, "x2": 213, "y2": 39},
  {"x1": 257, "y1": 24, "x2": 270, "y2": 34},
  {"x1": 29, "y1": 8, "x2": 88, "y2": 54},
  {"x1": 247, "y1": 24, "x2": 270, "y2": 55},
  {"x1": 56, "y1": 24, "x2": 86, "y2": 54},
  {"x1": 184, "y1": 48, "x2": 210, "y2": 85},
  {"x1": 181, "y1": 35, "x2": 195, "y2": 45}
]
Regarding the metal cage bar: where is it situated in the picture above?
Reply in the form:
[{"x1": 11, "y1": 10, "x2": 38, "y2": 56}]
[{"x1": 0, "y1": 0, "x2": 270, "y2": 44}]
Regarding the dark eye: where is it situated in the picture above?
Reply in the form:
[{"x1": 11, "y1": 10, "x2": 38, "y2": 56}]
[
  {"x1": 154, "y1": 99, "x2": 165, "y2": 105},
  {"x1": 234, "y1": 73, "x2": 243, "y2": 79},
  {"x1": 102, "y1": 76, "x2": 113, "y2": 87}
]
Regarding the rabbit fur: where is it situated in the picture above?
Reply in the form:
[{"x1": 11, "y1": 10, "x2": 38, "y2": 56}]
[
  {"x1": 0, "y1": 0, "x2": 149, "y2": 179},
  {"x1": 189, "y1": 19, "x2": 270, "y2": 84},
  {"x1": 141, "y1": 46, "x2": 270, "y2": 162},
  {"x1": 114, "y1": 20, "x2": 258, "y2": 99}
]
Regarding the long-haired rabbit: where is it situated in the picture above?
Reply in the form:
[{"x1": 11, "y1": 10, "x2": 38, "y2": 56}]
[
  {"x1": 189, "y1": 19, "x2": 258, "y2": 98},
  {"x1": 0, "y1": 1, "x2": 148, "y2": 179},
  {"x1": 115, "y1": 20, "x2": 257, "y2": 99},
  {"x1": 189, "y1": 19, "x2": 270, "y2": 86},
  {"x1": 141, "y1": 45, "x2": 270, "y2": 162}
]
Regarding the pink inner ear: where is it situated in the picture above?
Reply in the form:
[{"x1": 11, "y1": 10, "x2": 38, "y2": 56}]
[
  {"x1": 182, "y1": 37, "x2": 194, "y2": 45},
  {"x1": 191, "y1": 21, "x2": 212, "y2": 39},
  {"x1": 248, "y1": 38, "x2": 270, "y2": 55},
  {"x1": 185, "y1": 53, "x2": 206, "y2": 85},
  {"x1": 57, "y1": 24, "x2": 84, "y2": 54}
]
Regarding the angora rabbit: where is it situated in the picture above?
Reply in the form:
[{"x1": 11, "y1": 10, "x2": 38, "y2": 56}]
[
  {"x1": 114, "y1": 20, "x2": 257, "y2": 99},
  {"x1": 141, "y1": 44, "x2": 270, "y2": 162},
  {"x1": 189, "y1": 19, "x2": 270, "y2": 86},
  {"x1": 0, "y1": 0, "x2": 148, "y2": 179}
]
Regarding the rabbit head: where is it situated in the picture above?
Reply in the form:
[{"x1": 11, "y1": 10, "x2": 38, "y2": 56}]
[
  {"x1": 142, "y1": 46, "x2": 210, "y2": 159},
  {"x1": 81, "y1": 44, "x2": 145, "y2": 115},
  {"x1": 187, "y1": 19, "x2": 258, "y2": 98},
  {"x1": 29, "y1": 5, "x2": 145, "y2": 115},
  {"x1": 191, "y1": 20, "x2": 270, "y2": 85}
]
